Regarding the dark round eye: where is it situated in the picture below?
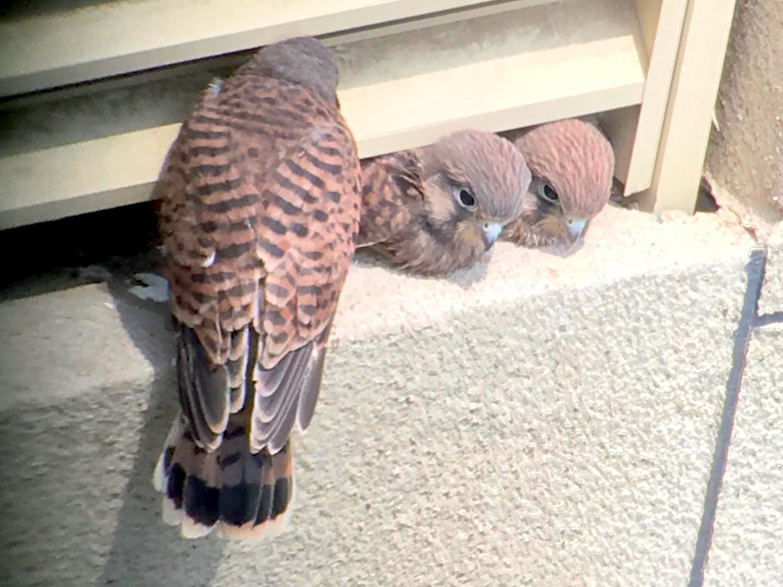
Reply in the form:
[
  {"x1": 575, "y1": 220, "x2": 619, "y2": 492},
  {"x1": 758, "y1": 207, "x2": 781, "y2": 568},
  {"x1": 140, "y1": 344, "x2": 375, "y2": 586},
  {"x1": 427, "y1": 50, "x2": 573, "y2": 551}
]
[
  {"x1": 541, "y1": 183, "x2": 559, "y2": 204},
  {"x1": 458, "y1": 189, "x2": 476, "y2": 208}
]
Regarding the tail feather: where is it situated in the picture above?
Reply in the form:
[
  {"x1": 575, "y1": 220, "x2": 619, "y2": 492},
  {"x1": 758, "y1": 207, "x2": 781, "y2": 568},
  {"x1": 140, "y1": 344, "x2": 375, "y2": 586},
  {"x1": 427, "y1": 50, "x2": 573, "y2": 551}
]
[{"x1": 153, "y1": 414, "x2": 295, "y2": 540}]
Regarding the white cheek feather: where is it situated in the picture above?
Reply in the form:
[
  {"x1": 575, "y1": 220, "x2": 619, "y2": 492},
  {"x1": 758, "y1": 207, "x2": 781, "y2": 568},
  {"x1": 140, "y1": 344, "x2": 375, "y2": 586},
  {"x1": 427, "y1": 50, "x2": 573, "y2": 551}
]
[{"x1": 202, "y1": 251, "x2": 216, "y2": 268}]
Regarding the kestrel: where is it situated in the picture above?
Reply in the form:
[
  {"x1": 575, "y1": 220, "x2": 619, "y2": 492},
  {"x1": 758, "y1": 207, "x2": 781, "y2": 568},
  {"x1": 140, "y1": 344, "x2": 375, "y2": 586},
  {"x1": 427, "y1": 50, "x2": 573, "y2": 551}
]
[
  {"x1": 358, "y1": 130, "x2": 531, "y2": 276},
  {"x1": 152, "y1": 37, "x2": 361, "y2": 540},
  {"x1": 501, "y1": 118, "x2": 615, "y2": 248}
]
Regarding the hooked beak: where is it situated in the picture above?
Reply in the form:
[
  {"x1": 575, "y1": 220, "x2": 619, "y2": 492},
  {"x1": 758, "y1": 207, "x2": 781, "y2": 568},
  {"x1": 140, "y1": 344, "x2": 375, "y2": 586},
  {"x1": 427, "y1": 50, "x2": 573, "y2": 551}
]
[
  {"x1": 483, "y1": 222, "x2": 503, "y2": 247},
  {"x1": 566, "y1": 217, "x2": 588, "y2": 242}
]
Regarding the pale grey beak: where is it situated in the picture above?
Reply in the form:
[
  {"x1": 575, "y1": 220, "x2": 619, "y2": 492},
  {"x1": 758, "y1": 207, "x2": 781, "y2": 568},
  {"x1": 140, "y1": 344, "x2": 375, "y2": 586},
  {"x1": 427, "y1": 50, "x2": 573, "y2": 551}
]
[
  {"x1": 484, "y1": 222, "x2": 503, "y2": 246},
  {"x1": 566, "y1": 217, "x2": 588, "y2": 241}
]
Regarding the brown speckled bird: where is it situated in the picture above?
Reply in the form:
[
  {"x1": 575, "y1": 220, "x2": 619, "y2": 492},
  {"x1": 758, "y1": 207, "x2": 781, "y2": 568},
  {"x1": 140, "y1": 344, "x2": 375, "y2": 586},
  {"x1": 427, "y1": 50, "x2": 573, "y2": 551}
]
[
  {"x1": 501, "y1": 118, "x2": 615, "y2": 248},
  {"x1": 357, "y1": 130, "x2": 531, "y2": 276},
  {"x1": 152, "y1": 37, "x2": 361, "y2": 540}
]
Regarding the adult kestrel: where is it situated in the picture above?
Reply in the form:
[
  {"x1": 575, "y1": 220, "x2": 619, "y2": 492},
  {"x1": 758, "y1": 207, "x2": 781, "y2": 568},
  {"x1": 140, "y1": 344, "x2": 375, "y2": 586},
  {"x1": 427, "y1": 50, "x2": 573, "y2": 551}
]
[
  {"x1": 358, "y1": 130, "x2": 531, "y2": 276},
  {"x1": 152, "y1": 37, "x2": 361, "y2": 540},
  {"x1": 501, "y1": 118, "x2": 615, "y2": 248}
]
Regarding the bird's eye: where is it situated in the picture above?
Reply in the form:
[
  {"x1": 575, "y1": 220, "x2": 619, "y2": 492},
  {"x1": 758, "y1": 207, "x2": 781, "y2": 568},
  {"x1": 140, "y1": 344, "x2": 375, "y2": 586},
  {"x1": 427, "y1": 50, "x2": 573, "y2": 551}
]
[
  {"x1": 458, "y1": 188, "x2": 477, "y2": 209},
  {"x1": 540, "y1": 182, "x2": 559, "y2": 204}
]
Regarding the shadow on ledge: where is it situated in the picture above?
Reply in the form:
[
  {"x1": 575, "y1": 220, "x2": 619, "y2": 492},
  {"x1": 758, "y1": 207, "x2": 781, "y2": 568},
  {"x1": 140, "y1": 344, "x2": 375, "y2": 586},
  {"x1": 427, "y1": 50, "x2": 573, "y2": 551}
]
[{"x1": 97, "y1": 276, "x2": 226, "y2": 586}]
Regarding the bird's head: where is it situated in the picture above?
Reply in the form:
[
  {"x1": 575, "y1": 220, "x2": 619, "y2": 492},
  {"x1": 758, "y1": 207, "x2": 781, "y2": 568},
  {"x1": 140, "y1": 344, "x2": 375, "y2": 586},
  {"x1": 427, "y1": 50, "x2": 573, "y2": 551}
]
[
  {"x1": 503, "y1": 119, "x2": 615, "y2": 249},
  {"x1": 245, "y1": 37, "x2": 340, "y2": 106},
  {"x1": 418, "y1": 130, "x2": 532, "y2": 262}
]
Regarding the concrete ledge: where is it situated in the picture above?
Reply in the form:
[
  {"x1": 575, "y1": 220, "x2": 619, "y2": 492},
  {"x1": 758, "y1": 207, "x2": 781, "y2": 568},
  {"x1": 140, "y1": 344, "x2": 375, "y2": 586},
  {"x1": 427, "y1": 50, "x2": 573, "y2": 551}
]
[
  {"x1": 0, "y1": 283, "x2": 157, "y2": 411},
  {"x1": 703, "y1": 325, "x2": 783, "y2": 587},
  {"x1": 703, "y1": 224, "x2": 783, "y2": 587},
  {"x1": 0, "y1": 206, "x2": 759, "y2": 586},
  {"x1": 757, "y1": 227, "x2": 783, "y2": 315}
]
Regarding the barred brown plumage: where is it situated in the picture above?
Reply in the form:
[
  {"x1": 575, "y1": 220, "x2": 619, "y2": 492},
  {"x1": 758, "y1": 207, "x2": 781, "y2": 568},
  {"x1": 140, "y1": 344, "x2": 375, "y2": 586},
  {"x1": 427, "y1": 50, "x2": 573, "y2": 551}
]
[
  {"x1": 501, "y1": 118, "x2": 615, "y2": 249},
  {"x1": 357, "y1": 130, "x2": 531, "y2": 276},
  {"x1": 152, "y1": 36, "x2": 361, "y2": 540}
]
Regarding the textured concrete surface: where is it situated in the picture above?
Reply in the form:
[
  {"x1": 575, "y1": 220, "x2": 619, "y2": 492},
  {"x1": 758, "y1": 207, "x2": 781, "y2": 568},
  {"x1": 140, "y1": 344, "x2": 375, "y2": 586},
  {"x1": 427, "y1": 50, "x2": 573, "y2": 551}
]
[
  {"x1": 0, "y1": 283, "x2": 156, "y2": 410},
  {"x1": 706, "y1": 0, "x2": 783, "y2": 226},
  {"x1": 703, "y1": 325, "x2": 783, "y2": 587},
  {"x1": 0, "y1": 205, "x2": 762, "y2": 586},
  {"x1": 703, "y1": 224, "x2": 783, "y2": 587},
  {"x1": 756, "y1": 225, "x2": 783, "y2": 315}
]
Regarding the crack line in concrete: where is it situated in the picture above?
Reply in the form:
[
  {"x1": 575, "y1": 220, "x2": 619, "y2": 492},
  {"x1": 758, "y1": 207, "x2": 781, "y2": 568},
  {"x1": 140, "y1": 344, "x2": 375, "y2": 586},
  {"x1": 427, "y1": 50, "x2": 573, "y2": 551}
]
[
  {"x1": 688, "y1": 247, "x2": 768, "y2": 587},
  {"x1": 755, "y1": 311, "x2": 783, "y2": 327}
]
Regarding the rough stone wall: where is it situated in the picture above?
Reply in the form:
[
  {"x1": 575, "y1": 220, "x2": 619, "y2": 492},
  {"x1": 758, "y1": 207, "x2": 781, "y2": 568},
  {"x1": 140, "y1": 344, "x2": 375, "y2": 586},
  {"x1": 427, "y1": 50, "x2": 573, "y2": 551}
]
[{"x1": 706, "y1": 0, "x2": 783, "y2": 225}]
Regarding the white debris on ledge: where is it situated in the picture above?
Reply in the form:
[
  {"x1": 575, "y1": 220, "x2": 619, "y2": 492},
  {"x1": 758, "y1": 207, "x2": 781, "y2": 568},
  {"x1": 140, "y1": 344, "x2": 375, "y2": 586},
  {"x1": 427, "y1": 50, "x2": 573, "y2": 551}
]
[{"x1": 128, "y1": 272, "x2": 170, "y2": 303}]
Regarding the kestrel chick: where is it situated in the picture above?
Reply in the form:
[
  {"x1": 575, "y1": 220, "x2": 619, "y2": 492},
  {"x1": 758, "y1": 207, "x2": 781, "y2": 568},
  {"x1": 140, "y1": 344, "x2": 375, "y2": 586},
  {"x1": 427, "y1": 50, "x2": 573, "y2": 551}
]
[
  {"x1": 502, "y1": 118, "x2": 615, "y2": 248},
  {"x1": 358, "y1": 130, "x2": 531, "y2": 276},
  {"x1": 152, "y1": 37, "x2": 361, "y2": 540}
]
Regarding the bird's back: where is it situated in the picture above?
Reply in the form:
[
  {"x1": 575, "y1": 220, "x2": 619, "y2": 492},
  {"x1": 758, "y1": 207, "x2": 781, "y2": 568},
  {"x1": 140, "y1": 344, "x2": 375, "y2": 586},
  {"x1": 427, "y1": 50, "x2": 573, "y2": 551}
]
[
  {"x1": 152, "y1": 42, "x2": 362, "y2": 539},
  {"x1": 158, "y1": 72, "x2": 361, "y2": 370}
]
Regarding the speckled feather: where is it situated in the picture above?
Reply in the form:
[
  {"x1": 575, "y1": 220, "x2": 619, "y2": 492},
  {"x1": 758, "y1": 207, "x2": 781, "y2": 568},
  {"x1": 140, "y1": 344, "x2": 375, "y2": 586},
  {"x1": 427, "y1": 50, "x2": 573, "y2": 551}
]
[
  {"x1": 502, "y1": 118, "x2": 615, "y2": 248},
  {"x1": 357, "y1": 130, "x2": 531, "y2": 276},
  {"x1": 358, "y1": 149, "x2": 423, "y2": 247},
  {"x1": 154, "y1": 37, "x2": 361, "y2": 540}
]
